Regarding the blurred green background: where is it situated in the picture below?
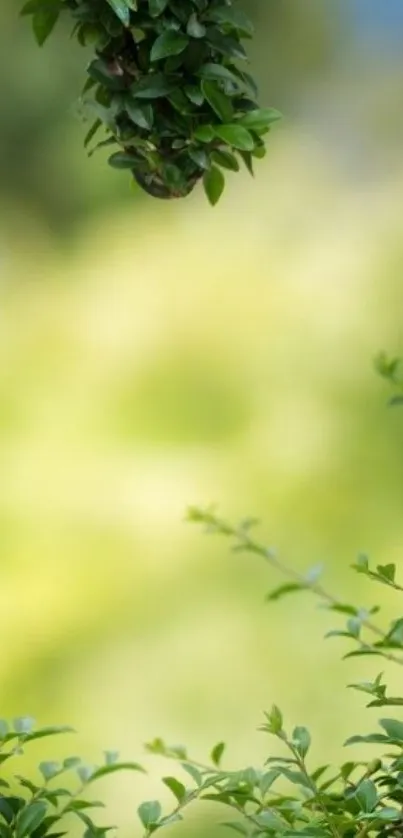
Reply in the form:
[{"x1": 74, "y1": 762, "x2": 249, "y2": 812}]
[{"x1": 1, "y1": 1, "x2": 403, "y2": 835}]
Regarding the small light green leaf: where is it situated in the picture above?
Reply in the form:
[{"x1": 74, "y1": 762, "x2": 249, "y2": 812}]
[
  {"x1": 376, "y1": 564, "x2": 396, "y2": 583},
  {"x1": 292, "y1": 727, "x2": 311, "y2": 758},
  {"x1": 88, "y1": 762, "x2": 145, "y2": 782},
  {"x1": 162, "y1": 777, "x2": 186, "y2": 803},
  {"x1": 203, "y1": 166, "x2": 225, "y2": 206},
  {"x1": 181, "y1": 763, "x2": 203, "y2": 787},
  {"x1": 375, "y1": 808, "x2": 401, "y2": 821},
  {"x1": 344, "y1": 733, "x2": 390, "y2": 746},
  {"x1": 13, "y1": 717, "x2": 35, "y2": 735},
  {"x1": 77, "y1": 765, "x2": 95, "y2": 783},
  {"x1": 304, "y1": 564, "x2": 324, "y2": 584},
  {"x1": 266, "y1": 583, "x2": 304, "y2": 602},
  {"x1": 104, "y1": 751, "x2": 119, "y2": 766},
  {"x1": 39, "y1": 762, "x2": 62, "y2": 781},
  {"x1": 379, "y1": 718, "x2": 403, "y2": 741},
  {"x1": 137, "y1": 801, "x2": 161, "y2": 828},
  {"x1": 355, "y1": 779, "x2": 378, "y2": 813},
  {"x1": 211, "y1": 742, "x2": 226, "y2": 767},
  {"x1": 185, "y1": 86, "x2": 204, "y2": 106},
  {"x1": 259, "y1": 769, "x2": 280, "y2": 796},
  {"x1": 187, "y1": 13, "x2": 206, "y2": 38},
  {"x1": 268, "y1": 705, "x2": 284, "y2": 735},
  {"x1": 63, "y1": 756, "x2": 82, "y2": 769}
]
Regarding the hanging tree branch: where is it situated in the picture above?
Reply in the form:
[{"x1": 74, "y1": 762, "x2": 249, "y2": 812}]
[{"x1": 21, "y1": 0, "x2": 282, "y2": 202}]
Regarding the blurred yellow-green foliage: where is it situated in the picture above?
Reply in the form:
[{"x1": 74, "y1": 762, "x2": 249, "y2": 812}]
[{"x1": 1, "y1": 2, "x2": 403, "y2": 836}]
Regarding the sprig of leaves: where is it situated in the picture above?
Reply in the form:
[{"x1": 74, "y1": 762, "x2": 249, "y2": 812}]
[
  {"x1": 186, "y1": 506, "x2": 403, "y2": 667},
  {"x1": 20, "y1": 0, "x2": 281, "y2": 202},
  {"x1": 0, "y1": 718, "x2": 145, "y2": 838}
]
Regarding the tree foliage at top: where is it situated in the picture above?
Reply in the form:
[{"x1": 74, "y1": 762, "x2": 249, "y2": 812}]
[{"x1": 20, "y1": 0, "x2": 281, "y2": 202}]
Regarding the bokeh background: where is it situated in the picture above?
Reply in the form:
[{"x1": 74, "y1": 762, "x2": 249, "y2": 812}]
[{"x1": 1, "y1": 0, "x2": 403, "y2": 835}]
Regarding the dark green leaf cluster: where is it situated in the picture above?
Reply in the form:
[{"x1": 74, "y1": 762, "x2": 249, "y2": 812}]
[
  {"x1": 0, "y1": 718, "x2": 144, "y2": 838},
  {"x1": 20, "y1": 0, "x2": 281, "y2": 202}
]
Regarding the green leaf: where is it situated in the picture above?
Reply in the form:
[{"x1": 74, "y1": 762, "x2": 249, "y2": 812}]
[
  {"x1": 185, "y1": 86, "x2": 204, "y2": 106},
  {"x1": 355, "y1": 779, "x2": 378, "y2": 813},
  {"x1": 205, "y1": 6, "x2": 254, "y2": 37},
  {"x1": 374, "y1": 809, "x2": 401, "y2": 821},
  {"x1": 198, "y1": 63, "x2": 243, "y2": 87},
  {"x1": 125, "y1": 99, "x2": 153, "y2": 129},
  {"x1": 188, "y1": 148, "x2": 210, "y2": 169},
  {"x1": 105, "y1": 0, "x2": 130, "y2": 26},
  {"x1": 32, "y1": 4, "x2": 60, "y2": 46},
  {"x1": 87, "y1": 762, "x2": 145, "y2": 782},
  {"x1": 214, "y1": 125, "x2": 254, "y2": 151},
  {"x1": 16, "y1": 803, "x2": 47, "y2": 838},
  {"x1": 238, "y1": 108, "x2": 282, "y2": 132},
  {"x1": 292, "y1": 727, "x2": 311, "y2": 758},
  {"x1": 211, "y1": 742, "x2": 226, "y2": 767},
  {"x1": 193, "y1": 125, "x2": 215, "y2": 142},
  {"x1": 266, "y1": 583, "x2": 304, "y2": 602},
  {"x1": 379, "y1": 718, "x2": 403, "y2": 741},
  {"x1": 67, "y1": 800, "x2": 105, "y2": 812},
  {"x1": 87, "y1": 60, "x2": 125, "y2": 90},
  {"x1": 148, "y1": 0, "x2": 169, "y2": 16},
  {"x1": 344, "y1": 734, "x2": 391, "y2": 746},
  {"x1": 104, "y1": 751, "x2": 119, "y2": 766},
  {"x1": 84, "y1": 120, "x2": 102, "y2": 150},
  {"x1": 63, "y1": 756, "x2": 82, "y2": 769},
  {"x1": 211, "y1": 150, "x2": 240, "y2": 172},
  {"x1": 181, "y1": 763, "x2": 202, "y2": 787},
  {"x1": 137, "y1": 801, "x2": 161, "y2": 828},
  {"x1": 263, "y1": 705, "x2": 284, "y2": 736},
  {"x1": 201, "y1": 80, "x2": 233, "y2": 122},
  {"x1": 131, "y1": 74, "x2": 176, "y2": 98},
  {"x1": 259, "y1": 770, "x2": 280, "y2": 796},
  {"x1": 203, "y1": 166, "x2": 225, "y2": 206},
  {"x1": 162, "y1": 777, "x2": 186, "y2": 803},
  {"x1": 187, "y1": 13, "x2": 206, "y2": 38},
  {"x1": 377, "y1": 564, "x2": 396, "y2": 583},
  {"x1": 13, "y1": 717, "x2": 35, "y2": 734},
  {"x1": 39, "y1": 762, "x2": 62, "y2": 781},
  {"x1": 150, "y1": 32, "x2": 189, "y2": 62}
]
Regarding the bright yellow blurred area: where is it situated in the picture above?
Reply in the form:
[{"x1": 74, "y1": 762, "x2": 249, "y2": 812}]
[{"x1": 2, "y1": 4, "x2": 403, "y2": 834}]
